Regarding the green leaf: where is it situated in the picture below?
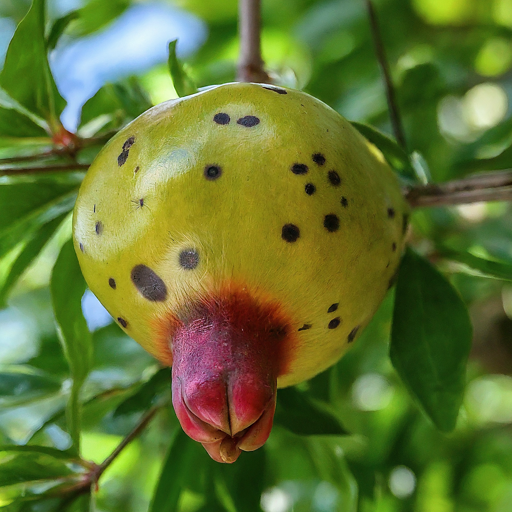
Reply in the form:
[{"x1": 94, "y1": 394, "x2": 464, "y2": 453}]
[
  {"x1": 0, "y1": 181, "x2": 77, "y2": 260},
  {"x1": 0, "y1": 87, "x2": 49, "y2": 138},
  {"x1": 47, "y1": 11, "x2": 79, "y2": 51},
  {"x1": 390, "y1": 247, "x2": 472, "y2": 432},
  {"x1": 441, "y1": 248, "x2": 512, "y2": 282},
  {"x1": 462, "y1": 144, "x2": 512, "y2": 172},
  {"x1": 113, "y1": 367, "x2": 170, "y2": 417},
  {"x1": 274, "y1": 387, "x2": 348, "y2": 436},
  {"x1": 168, "y1": 40, "x2": 198, "y2": 98},
  {"x1": 0, "y1": 212, "x2": 67, "y2": 307},
  {"x1": 148, "y1": 429, "x2": 204, "y2": 512},
  {"x1": 218, "y1": 449, "x2": 266, "y2": 512},
  {"x1": 51, "y1": 240, "x2": 93, "y2": 451},
  {"x1": 74, "y1": 0, "x2": 130, "y2": 36},
  {"x1": 0, "y1": 451, "x2": 74, "y2": 488},
  {"x1": 0, "y1": 367, "x2": 61, "y2": 407},
  {"x1": 0, "y1": 0, "x2": 66, "y2": 129},
  {"x1": 351, "y1": 121, "x2": 415, "y2": 180},
  {"x1": 0, "y1": 445, "x2": 77, "y2": 460}
]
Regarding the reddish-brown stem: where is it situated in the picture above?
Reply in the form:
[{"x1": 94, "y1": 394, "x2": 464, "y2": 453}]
[
  {"x1": 364, "y1": 0, "x2": 407, "y2": 151},
  {"x1": 237, "y1": 0, "x2": 270, "y2": 83},
  {"x1": 405, "y1": 171, "x2": 512, "y2": 208},
  {"x1": 0, "y1": 163, "x2": 90, "y2": 176}
]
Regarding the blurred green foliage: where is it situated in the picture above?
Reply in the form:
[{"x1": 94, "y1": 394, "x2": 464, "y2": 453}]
[{"x1": 1, "y1": 0, "x2": 512, "y2": 511}]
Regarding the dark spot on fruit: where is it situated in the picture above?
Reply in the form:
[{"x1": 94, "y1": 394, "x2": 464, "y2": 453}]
[
  {"x1": 134, "y1": 166, "x2": 140, "y2": 174},
  {"x1": 262, "y1": 85, "x2": 287, "y2": 94},
  {"x1": 132, "y1": 198, "x2": 145, "y2": 209},
  {"x1": 123, "y1": 136, "x2": 135, "y2": 150},
  {"x1": 118, "y1": 150, "x2": 129, "y2": 166},
  {"x1": 312, "y1": 153, "x2": 326, "y2": 165},
  {"x1": 214, "y1": 113, "x2": 230, "y2": 125},
  {"x1": 298, "y1": 324, "x2": 312, "y2": 331},
  {"x1": 386, "y1": 261, "x2": 390, "y2": 268},
  {"x1": 118, "y1": 317, "x2": 128, "y2": 328},
  {"x1": 93, "y1": 204, "x2": 96, "y2": 213},
  {"x1": 117, "y1": 137, "x2": 135, "y2": 167},
  {"x1": 392, "y1": 242, "x2": 397, "y2": 252},
  {"x1": 95, "y1": 221, "x2": 103, "y2": 235},
  {"x1": 402, "y1": 214, "x2": 409, "y2": 235},
  {"x1": 328, "y1": 317, "x2": 341, "y2": 329},
  {"x1": 269, "y1": 325, "x2": 287, "y2": 338},
  {"x1": 109, "y1": 278, "x2": 116, "y2": 289},
  {"x1": 131, "y1": 264, "x2": 167, "y2": 302},
  {"x1": 292, "y1": 163, "x2": 308, "y2": 175},
  {"x1": 387, "y1": 207, "x2": 395, "y2": 219},
  {"x1": 237, "y1": 116, "x2": 260, "y2": 127},
  {"x1": 179, "y1": 249, "x2": 199, "y2": 270},
  {"x1": 328, "y1": 170, "x2": 341, "y2": 186},
  {"x1": 324, "y1": 214, "x2": 340, "y2": 232},
  {"x1": 204, "y1": 165, "x2": 222, "y2": 180},
  {"x1": 348, "y1": 326, "x2": 360, "y2": 342},
  {"x1": 282, "y1": 224, "x2": 300, "y2": 242},
  {"x1": 79, "y1": 242, "x2": 84, "y2": 253},
  {"x1": 328, "y1": 303, "x2": 339, "y2": 313},
  {"x1": 341, "y1": 197, "x2": 348, "y2": 207},
  {"x1": 305, "y1": 183, "x2": 316, "y2": 195}
]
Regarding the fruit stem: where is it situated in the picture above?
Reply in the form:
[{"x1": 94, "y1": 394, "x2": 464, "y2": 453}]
[
  {"x1": 237, "y1": 0, "x2": 271, "y2": 83},
  {"x1": 364, "y1": 0, "x2": 407, "y2": 151},
  {"x1": 404, "y1": 171, "x2": 512, "y2": 208}
]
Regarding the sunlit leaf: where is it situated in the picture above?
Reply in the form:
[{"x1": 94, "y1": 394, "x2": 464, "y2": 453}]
[
  {"x1": 391, "y1": 247, "x2": 472, "y2": 432},
  {"x1": 351, "y1": 121, "x2": 415, "y2": 180},
  {"x1": 442, "y1": 248, "x2": 512, "y2": 282},
  {"x1": 0, "y1": 0, "x2": 66, "y2": 130},
  {"x1": 51, "y1": 240, "x2": 93, "y2": 451},
  {"x1": 168, "y1": 40, "x2": 198, "y2": 98},
  {"x1": 463, "y1": 144, "x2": 512, "y2": 172},
  {"x1": 274, "y1": 387, "x2": 347, "y2": 436}
]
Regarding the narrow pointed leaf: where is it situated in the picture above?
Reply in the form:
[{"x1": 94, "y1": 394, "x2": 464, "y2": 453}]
[
  {"x1": 51, "y1": 240, "x2": 93, "y2": 451},
  {"x1": 442, "y1": 248, "x2": 512, "y2": 282},
  {"x1": 391, "y1": 248, "x2": 472, "y2": 432},
  {"x1": 47, "y1": 11, "x2": 79, "y2": 51},
  {"x1": 149, "y1": 429, "x2": 204, "y2": 512},
  {"x1": 0, "y1": 212, "x2": 67, "y2": 307},
  {"x1": 0, "y1": 87, "x2": 49, "y2": 138},
  {"x1": 168, "y1": 40, "x2": 198, "y2": 98},
  {"x1": 0, "y1": 0, "x2": 66, "y2": 128}
]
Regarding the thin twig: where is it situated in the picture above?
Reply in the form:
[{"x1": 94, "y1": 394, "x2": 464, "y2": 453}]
[
  {"x1": 405, "y1": 171, "x2": 512, "y2": 208},
  {"x1": 364, "y1": 0, "x2": 407, "y2": 151},
  {"x1": 237, "y1": 0, "x2": 270, "y2": 83},
  {"x1": 95, "y1": 405, "x2": 161, "y2": 480},
  {"x1": 0, "y1": 163, "x2": 89, "y2": 176}
]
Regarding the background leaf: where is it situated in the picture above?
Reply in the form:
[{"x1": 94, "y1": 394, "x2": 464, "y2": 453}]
[
  {"x1": 0, "y1": 0, "x2": 65, "y2": 129},
  {"x1": 168, "y1": 40, "x2": 198, "y2": 98},
  {"x1": 274, "y1": 387, "x2": 347, "y2": 436},
  {"x1": 51, "y1": 240, "x2": 93, "y2": 452},
  {"x1": 390, "y1": 248, "x2": 473, "y2": 432}
]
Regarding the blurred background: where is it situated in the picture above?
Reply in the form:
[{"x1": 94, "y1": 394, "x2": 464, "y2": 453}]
[{"x1": 1, "y1": 0, "x2": 512, "y2": 511}]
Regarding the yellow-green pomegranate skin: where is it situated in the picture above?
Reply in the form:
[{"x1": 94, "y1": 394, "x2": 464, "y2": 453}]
[{"x1": 73, "y1": 82, "x2": 408, "y2": 388}]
